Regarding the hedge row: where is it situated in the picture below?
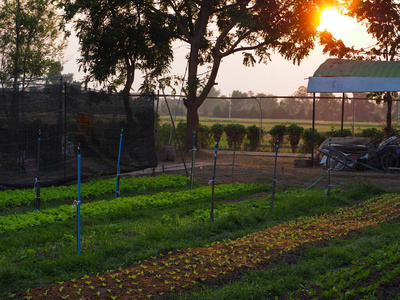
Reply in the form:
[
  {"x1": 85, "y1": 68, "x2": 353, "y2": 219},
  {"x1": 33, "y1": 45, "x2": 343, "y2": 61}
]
[{"x1": 156, "y1": 122, "x2": 392, "y2": 153}]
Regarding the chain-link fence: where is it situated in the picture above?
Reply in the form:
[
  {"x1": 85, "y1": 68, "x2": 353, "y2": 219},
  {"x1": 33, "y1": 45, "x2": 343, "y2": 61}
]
[{"x1": 0, "y1": 80, "x2": 156, "y2": 188}]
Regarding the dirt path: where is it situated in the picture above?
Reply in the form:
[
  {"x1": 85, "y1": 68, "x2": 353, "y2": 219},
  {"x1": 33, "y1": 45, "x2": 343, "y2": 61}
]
[{"x1": 147, "y1": 150, "x2": 399, "y2": 191}]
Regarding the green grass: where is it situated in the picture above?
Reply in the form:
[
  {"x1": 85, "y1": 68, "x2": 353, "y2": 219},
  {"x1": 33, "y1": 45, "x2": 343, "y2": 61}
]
[{"x1": 0, "y1": 176, "x2": 394, "y2": 298}]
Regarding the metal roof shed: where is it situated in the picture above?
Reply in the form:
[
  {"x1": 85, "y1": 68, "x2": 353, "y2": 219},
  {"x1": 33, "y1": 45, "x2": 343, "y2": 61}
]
[
  {"x1": 307, "y1": 58, "x2": 400, "y2": 93},
  {"x1": 306, "y1": 58, "x2": 400, "y2": 165}
]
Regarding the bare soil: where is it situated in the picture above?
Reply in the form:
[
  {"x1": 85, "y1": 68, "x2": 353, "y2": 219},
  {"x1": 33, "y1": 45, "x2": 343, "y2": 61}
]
[{"x1": 155, "y1": 150, "x2": 400, "y2": 191}]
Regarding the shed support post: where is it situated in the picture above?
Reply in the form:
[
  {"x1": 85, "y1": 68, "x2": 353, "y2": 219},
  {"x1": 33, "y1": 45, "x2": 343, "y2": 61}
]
[
  {"x1": 311, "y1": 93, "x2": 316, "y2": 166},
  {"x1": 341, "y1": 93, "x2": 345, "y2": 135}
]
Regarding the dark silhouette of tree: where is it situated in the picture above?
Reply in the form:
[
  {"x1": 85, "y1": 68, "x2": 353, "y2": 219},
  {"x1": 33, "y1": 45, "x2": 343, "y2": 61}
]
[
  {"x1": 0, "y1": 0, "x2": 65, "y2": 124},
  {"x1": 0, "y1": 0, "x2": 64, "y2": 83},
  {"x1": 142, "y1": 0, "x2": 328, "y2": 148},
  {"x1": 62, "y1": 0, "x2": 173, "y2": 124}
]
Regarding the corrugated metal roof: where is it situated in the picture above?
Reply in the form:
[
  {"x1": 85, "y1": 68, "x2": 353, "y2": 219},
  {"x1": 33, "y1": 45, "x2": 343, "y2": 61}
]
[{"x1": 313, "y1": 58, "x2": 400, "y2": 78}]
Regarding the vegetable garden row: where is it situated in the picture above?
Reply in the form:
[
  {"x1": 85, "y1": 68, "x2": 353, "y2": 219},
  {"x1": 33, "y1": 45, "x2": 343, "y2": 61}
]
[
  {"x1": 0, "y1": 174, "x2": 398, "y2": 299},
  {"x1": 0, "y1": 174, "x2": 191, "y2": 211},
  {"x1": 0, "y1": 182, "x2": 264, "y2": 233}
]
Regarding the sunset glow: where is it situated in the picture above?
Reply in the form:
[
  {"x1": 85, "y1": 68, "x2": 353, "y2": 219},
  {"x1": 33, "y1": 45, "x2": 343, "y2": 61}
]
[{"x1": 317, "y1": 8, "x2": 357, "y2": 38}]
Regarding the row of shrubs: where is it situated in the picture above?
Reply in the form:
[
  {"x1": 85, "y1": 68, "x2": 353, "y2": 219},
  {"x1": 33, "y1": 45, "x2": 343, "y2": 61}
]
[{"x1": 156, "y1": 122, "x2": 392, "y2": 153}]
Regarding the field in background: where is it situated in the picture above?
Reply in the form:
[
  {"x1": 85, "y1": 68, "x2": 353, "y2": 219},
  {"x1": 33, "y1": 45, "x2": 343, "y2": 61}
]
[
  {"x1": 158, "y1": 116, "x2": 398, "y2": 152},
  {"x1": 159, "y1": 116, "x2": 390, "y2": 135}
]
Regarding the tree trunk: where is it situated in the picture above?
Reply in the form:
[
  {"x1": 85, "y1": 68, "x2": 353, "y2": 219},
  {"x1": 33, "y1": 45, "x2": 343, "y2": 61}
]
[
  {"x1": 385, "y1": 92, "x2": 392, "y2": 137},
  {"x1": 183, "y1": 51, "x2": 222, "y2": 149},
  {"x1": 184, "y1": 98, "x2": 199, "y2": 150},
  {"x1": 180, "y1": 1, "x2": 221, "y2": 149},
  {"x1": 183, "y1": 35, "x2": 201, "y2": 150},
  {"x1": 123, "y1": 91, "x2": 134, "y2": 125},
  {"x1": 123, "y1": 58, "x2": 135, "y2": 125}
]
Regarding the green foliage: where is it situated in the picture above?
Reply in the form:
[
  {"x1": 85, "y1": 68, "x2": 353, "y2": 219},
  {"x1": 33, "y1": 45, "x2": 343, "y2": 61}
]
[
  {"x1": 155, "y1": 122, "x2": 172, "y2": 149},
  {"x1": 169, "y1": 194, "x2": 400, "y2": 300},
  {"x1": 224, "y1": 124, "x2": 247, "y2": 150},
  {"x1": 0, "y1": 174, "x2": 189, "y2": 211},
  {"x1": 154, "y1": 0, "x2": 324, "y2": 149},
  {"x1": 62, "y1": 0, "x2": 173, "y2": 92},
  {"x1": 269, "y1": 124, "x2": 287, "y2": 145},
  {"x1": 326, "y1": 126, "x2": 352, "y2": 137},
  {"x1": 0, "y1": 0, "x2": 64, "y2": 79},
  {"x1": 302, "y1": 128, "x2": 325, "y2": 153},
  {"x1": 358, "y1": 127, "x2": 385, "y2": 142},
  {"x1": 0, "y1": 176, "x2": 397, "y2": 297},
  {"x1": 211, "y1": 123, "x2": 224, "y2": 143},
  {"x1": 175, "y1": 122, "x2": 213, "y2": 149},
  {"x1": 0, "y1": 183, "x2": 265, "y2": 233},
  {"x1": 301, "y1": 243, "x2": 400, "y2": 299},
  {"x1": 175, "y1": 121, "x2": 187, "y2": 148},
  {"x1": 287, "y1": 124, "x2": 304, "y2": 153},
  {"x1": 346, "y1": 178, "x2": 386, "y2": 201},
  {"x1": 246, "y1": 125, "x2": 262, "y2": 150},
  {"x1": 198, "y1": 124, "x2": 213, "y2": 149}
]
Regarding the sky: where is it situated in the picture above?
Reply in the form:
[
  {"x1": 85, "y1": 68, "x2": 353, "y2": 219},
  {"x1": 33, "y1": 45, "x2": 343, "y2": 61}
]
[{"x1": 63, "y1": 8, "x2": 376, "y2": 97}]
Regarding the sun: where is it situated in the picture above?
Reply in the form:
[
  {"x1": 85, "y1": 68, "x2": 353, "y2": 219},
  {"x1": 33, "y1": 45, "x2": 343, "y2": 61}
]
[
  {"x1": 317, "y1": 8, "x2": 344, "y2": 32},
  {"x1": 317, "y1": 7, "x2": 369, "y2": 45}
]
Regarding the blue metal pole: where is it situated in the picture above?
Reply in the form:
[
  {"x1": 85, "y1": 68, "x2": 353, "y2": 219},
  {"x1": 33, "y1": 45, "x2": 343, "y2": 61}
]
[
  {"x1": 115, "y1": 128, "x2": 123, "y2": 198},
  {"x1": 77, "y1": 143, "x2": 81, "y2": 256},
  {"x1": 35, "y1": 129, "x2": 41, "y2": 211}
]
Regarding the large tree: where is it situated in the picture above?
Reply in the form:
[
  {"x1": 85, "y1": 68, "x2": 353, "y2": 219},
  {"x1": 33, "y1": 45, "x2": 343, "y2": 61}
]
[
  {"x1": 0, "y1": 0, "x2": 65, "y2": 88},
  {"x1": 62, "y1": 0, "x2": 173, "y2": 124},
  {"x1": 319, "y1": 0, "x2": 400, "y2": 136},
  {"x1": 142, "y1": 0, "x2": 327, "y2": 148}
]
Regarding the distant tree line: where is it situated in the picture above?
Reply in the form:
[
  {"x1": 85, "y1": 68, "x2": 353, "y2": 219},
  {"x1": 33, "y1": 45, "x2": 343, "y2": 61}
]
[{"x1": 157, "y1": 87, "x2": 394, "y2": 123}]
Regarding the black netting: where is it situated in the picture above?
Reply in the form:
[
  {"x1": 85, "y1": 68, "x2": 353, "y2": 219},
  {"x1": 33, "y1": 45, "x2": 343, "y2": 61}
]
[{"x1": 0, "y1": 81, "x2": 156, "y2": 188}]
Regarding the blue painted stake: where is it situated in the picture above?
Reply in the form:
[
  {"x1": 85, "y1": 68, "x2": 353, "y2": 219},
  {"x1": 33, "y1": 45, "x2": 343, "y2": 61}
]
[
  {"x1": 35, "y1": 129, "x2": 41, "y2": 211},
  {"x1": 77, "y1": 143, "x2": 82, "y2": 256},
  {"x1": 115, "y1": 128, "x2": 123, "y2": 198}
]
